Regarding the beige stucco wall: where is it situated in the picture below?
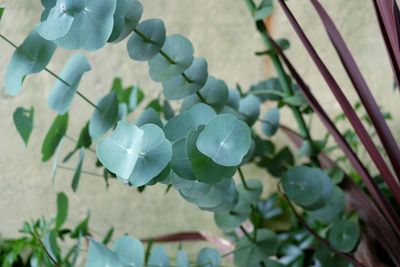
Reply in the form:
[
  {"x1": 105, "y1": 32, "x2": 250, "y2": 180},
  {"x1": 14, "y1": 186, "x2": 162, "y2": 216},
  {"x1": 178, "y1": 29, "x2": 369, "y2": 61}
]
[{"x1": 0, "y1": 0, "x2": 398, "y2": 258}]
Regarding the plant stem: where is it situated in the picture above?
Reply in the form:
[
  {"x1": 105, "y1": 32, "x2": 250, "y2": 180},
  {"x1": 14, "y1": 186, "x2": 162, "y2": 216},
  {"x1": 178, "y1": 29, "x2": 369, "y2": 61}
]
[
  {"x1": 0, "y1": 34, "x2": 101, "y2": 112},
  {"x1": 57, "y1": 165, "x2": 104, "y2": 178},
  {"x1": 278, "y1": 185, "x2": 366, "y2": 267},
  {"x1": 238, "y1": 167, "x2": 250, "y2": 190},
  {"x1": 239, "y1": 225, "x2": 254, "y2": 243},
  {"x1": 241, "y1": 1, "x2": 320, "y2": 166}
]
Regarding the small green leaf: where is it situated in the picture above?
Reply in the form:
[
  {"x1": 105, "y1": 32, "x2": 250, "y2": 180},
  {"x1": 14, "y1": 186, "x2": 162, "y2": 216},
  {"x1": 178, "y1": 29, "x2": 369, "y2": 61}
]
[
  {"x1": 253, "y1": 0, "x2": 273, "y2": 20},
  {"x1": 237, "y1": 179, "x2": 263, "y2": 203},
  {"x1": 0, "y1": 6, "x2": 5, "y2": 21},
  {"x1": 163, "y1": 100, "x2": 175, "y2": 120},
  {"x1": 129, "y1": 86, "x2": 145, "y2": 111},
  {"x1": 328, "y1": 220, "x2": 360, "y2": 252},
  {"x1": 127, "y1": 19, "x2": 166, "y2": 61},
  {"x1": 108, "y1": 0, "x2": 143, "y2": 43},
  {"x1": 75, "y1": 122, "x2": 92, "y2": 150},
  {"x1": 89, "y1": 92, "x2": 119, "y2": 140},
  {"x1": 136, "y1": 108, "x2": 163, "y2": 128},
  {"x1": 44, "y1": 230, "x2": 61, "y2": 263},
  {"x1": 96, "y1": 121, "x2": 144, "y2": 180},
  {"x1": 308, "y1": 187, "x2": 345, "y2": 225},
  {"x1": 163, "y1": 57, "x2": 208, "y2": 100},
  {"x1": 261, "y1": 108, "x2": 280, "y2": 137},
  {"x1": 234, "y1": 229, "x2": 278, "y2": 267},
  {"x1": 282, "y1": 166, "x2": 334, "y2": 210},
  {"x1": 55, "y1": 192, "x2": 68, "y2": 229},
  {"x1": 5, "y1": 28, "x2": 56, "y2": 96},
  {"x1": 196, "y1": 114, "x2": 251, "y2": 167},
  {"x1": 113, "y1": 236, "x2": 144, "y2": 267},
  {"x1": 40, "y1": 0, "x2": 117, "y2": 51},
  {"x1": 149, "y1": 34, "x2": 194, "y2": 82},
  {"x1": 48, "y1": 54, "x2": 91, "y2": 114},
  {"x1": 187, "y1": 127, "x2": 236, "y2": 183},
  {"x1": 102, "y1": 227, "x2": 114, "y2": 245},
  {"x1": 42, "y1": 113, "x2": 68, "y2": 162},
  {"x1": 227, "y1": 89, "x2": 241, "y2": 110},
  {"x1": 13, "y1": 106, "x2": 34, "y2": 146},
  {"x1": 283, "y1": 91, "x2": 307, "y2": 107},
  {"x1": 148, "y1": 245, "x2": 169, "y2": 267},
  {"x1": 197, "y1": 247, "x2": 221, "y2": 267},
  {"x1": 71, "y1": 148, "x2": 85, "y2": 192},
  {"x1": 238, "y1": 94, "x2": 260, "y2": 126},
  {"x1": 164, "y1": 103, "x2": 216, "y2": 142},
  {"x1": 127, "y1": 124, "x2": 172, "y2": 186},
  {"x1": 196, "y1": 76, "x2": 229, "y2": 109},
  {"x1": 86, "y1": 239, "x2": 123, "y2": 267},
  {"x1": 249, "y1": 78, "x2": 283, "y2": 102},
  {"x1": 171, "y1": 136, "x2": 196, "y2": 180},
  {"x1": 214, "y1": 195, "x2": 250, "y2": 231}
]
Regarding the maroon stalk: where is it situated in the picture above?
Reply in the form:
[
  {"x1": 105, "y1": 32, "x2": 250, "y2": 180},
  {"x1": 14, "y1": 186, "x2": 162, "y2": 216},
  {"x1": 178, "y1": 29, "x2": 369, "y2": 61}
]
[
  {"x1": 270, "y1": 36, "x2": 400, "y2": 242},
  {"x1": 373, "y1": 0, "x2": 400, "y2": 88},
  {"x1": 310, "y1": 0, "x2": 400, "y2": 181},
  {"x1": 276, "y1": 0, "x2": 400, "y2": 207}
]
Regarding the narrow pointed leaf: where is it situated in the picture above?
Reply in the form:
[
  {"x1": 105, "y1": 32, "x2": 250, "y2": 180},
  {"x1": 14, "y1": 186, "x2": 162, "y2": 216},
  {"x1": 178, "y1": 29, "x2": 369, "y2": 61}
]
[
  {"x1": 13, "y1": 107, "x2": 34, "y2": 146},
  {"x1": 42, "y1": 113, "x2": 68, "y2": 162},
  {"x1": 71, "y1": 148, "x2": 85, "y2": 192},
  {"x1": 55, "y1": 192, "x2": 68, "y2": 229}
]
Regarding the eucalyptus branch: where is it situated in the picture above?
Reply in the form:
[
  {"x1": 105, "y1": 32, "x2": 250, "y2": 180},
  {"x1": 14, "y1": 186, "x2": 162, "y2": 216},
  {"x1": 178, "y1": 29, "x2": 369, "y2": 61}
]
[
  {"x1": 238, "y1": 167, "x2": 250, "y2": 190},
  {"x1": 132, "y1": 27, "x2": 208, "y2": 104},
  {"x1": 0, "y1": 34, "x2": 101, "y2": 112}
]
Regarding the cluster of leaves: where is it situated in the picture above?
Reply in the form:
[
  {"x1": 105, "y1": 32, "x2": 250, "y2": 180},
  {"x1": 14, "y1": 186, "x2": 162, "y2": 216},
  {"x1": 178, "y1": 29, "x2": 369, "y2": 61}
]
[
  {"x1": 0, "y1": 193, "x2": 107, "y2": 267},
  {"x1": 2, "y1": 0, "x2": 400, "y2": 266}
]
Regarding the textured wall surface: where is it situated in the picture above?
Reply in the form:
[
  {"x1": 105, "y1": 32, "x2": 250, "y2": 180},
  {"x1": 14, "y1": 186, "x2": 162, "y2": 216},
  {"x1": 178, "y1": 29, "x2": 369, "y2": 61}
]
[{"x1": 0, "y1": 0, "x2": 398, "y2": 254}]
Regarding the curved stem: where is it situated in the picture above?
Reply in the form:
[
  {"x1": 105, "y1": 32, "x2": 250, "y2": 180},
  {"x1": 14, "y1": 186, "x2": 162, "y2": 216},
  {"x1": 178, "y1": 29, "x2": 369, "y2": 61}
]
[
  {"x1": 0, "y1": 34, "x2": 101, "y2": 112},
  {"x1": 238, "y1": 167, "x2": 250, "y2": 190},
  {"x1": 277, "y1": 184, "x2": 366, "y2": 267}
]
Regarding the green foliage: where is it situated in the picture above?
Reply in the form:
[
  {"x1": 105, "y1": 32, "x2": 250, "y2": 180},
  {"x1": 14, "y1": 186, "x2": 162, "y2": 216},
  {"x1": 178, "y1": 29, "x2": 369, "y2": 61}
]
[
  {"x1": 197, "y1": 247, "x2": 221, "y2": 267},
  {"x1": 5, "y1": 28, "x2": 56, "y2": 96},
  {"x1": 13, "y1": 106, "x2": 34, "y2": 146},
  {"x1": 41, "y1": 113, "x2": 68, "y2": 162},
  {"x1": 89, "y1": 92, "x2": 119, "y2": 140},
  {"x1": 327, "y1": 220, "x2": 360, "y2": 253}
]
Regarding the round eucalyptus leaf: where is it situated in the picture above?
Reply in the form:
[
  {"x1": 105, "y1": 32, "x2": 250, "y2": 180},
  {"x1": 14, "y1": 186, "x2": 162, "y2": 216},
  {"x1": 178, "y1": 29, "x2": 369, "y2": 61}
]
[
  {"x1": 238, "y1": 94, "x2": 261, "y2": 126},
  {"x1": 196, "y1": 114, "x2": 251, "y2": 167},
  {"x1": 315, "y1": 244, "x2": 349, "y2": 267},
  {"x1": 197, "y1": 76, "x2": 229, "y2": 109},
  {"x1": 308, "y1": 187, "x2": 345, "y2": 224},
  {"x1": 328, "y1": 220, "x2": 360, "y2": 253},
  {"x1": 127, "y1": 19, "x2": 166, "y2": 61},
  {"x1": 171, "y1": 137, "x2": 196, "y2": 180},
  {"x1": 128, "y1": 124, "x2": 172, "y2": 187},
  {"x1": 164, "y1": 103, "x2": 216, "y2": 142},
  {"x1": 46, "y1": 0, "x2": 117, "y2": 51},
  {"x1": 40, "y1": 0, "x2": 56, "y2": 21},
  {"x1": 162, "y1": 57, "x2": 208, "y2": 100},
  {"x1": 41, "y1": 113, "x2": 68, "y2": 162},
  {"x1": 187, "y1": 127, "x2": 236, "y2": 184},
  {"x1": 48, "y1": 54, "x2": 91, "y2": 115},
  {"x1": 176, "y1": 250, "x2": 189, "y2": 267},
  {"x1": 210, "y1": 180, "x2": 238, "y2": 213},
  {"x1": 108, "y1": 0, "x2": 143, "y2": 43},
  {"x1": 148, "y1": 245, "x2": 169, "y2": 267},
  {"x1": 148, "y1": 35, "x2": 194, "y2": 82},
  {"x1": 195, "y1": 180, "x2": 234, "y2": 211},
  {"x1": 261, "y1": 108, "x2": 280, "y2": 137},
  {"x1": 89, "y1": 92, "x2": 119, "y2": 140},
  {"x1": 96, "y1": 121, "x2": 144, "y2": 180},
  {"x1": 282, "y1": 166, "x2": 333, "y2": 210},
  {"x1": 38, "y1": 0, "x2": 74, "y2": 40},
  {"x1": 86, "y1": 239, "x2": 123, "y2": 267},
  {"x1": 227, "y1": 89, "x2": 241, "y2": 110},
  {"x1": 5, "y1": 28, "x2": 56, "y2": 96},
  {"x1": 113, "y1": 236, "x2": 144, "y2": 267},
  {"x1": 197, "y1": 247, "x2": 221, "y2": 267},
  {"x1": 214, "y1": 196, "x2": 250, "y2": 231},
  {"x1": 136, "y1": 108, "x2": 163, "y2": 128},
  {"x1": 237, "y1": 179, "x2": 263, "y2": 203},
  {"x1": 234, "y1": 229, "x2": 278, "y2": 267}
]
